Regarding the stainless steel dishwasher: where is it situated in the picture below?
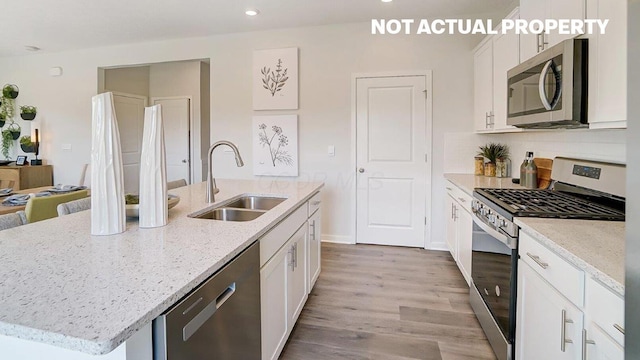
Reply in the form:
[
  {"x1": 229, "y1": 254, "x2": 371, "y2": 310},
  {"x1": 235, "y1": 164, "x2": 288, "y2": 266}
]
[{"x1": 153, "y1": 241, "x2": 261, "y2": 359}]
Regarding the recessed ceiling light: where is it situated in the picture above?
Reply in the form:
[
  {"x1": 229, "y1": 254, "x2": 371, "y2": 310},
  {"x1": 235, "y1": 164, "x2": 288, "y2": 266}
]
[
  {"x1": 25, "y1": 46, "x2": 41, "y2": 52},
  {"x1": 245, "y1": 9, "x2": 260, "y2": 16},
  {"x1": 381, "y1": 0, "x2": 393, "y2": 2}
]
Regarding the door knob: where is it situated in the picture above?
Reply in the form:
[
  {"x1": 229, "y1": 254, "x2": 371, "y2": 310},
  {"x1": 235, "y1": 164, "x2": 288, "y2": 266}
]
[
  {"x1": 358, "y1": 168, "x2": 365, "y2": 173},
  {"x1": 182, "y1": 159, "x2": 188, "y2": 163}
]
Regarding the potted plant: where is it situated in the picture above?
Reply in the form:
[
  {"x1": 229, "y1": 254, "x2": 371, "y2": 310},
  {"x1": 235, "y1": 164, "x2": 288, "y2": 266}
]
[
  {"x1": 2, "y1": 84, "x2": 19, "y2": 99},
  {"x1": 7, "y1": 123, "x2": 20, "y2": 140},
  {"x1": 478, "y1": 143, "x2": 509, "y2": 177},
  {"x1": 19, "y1": 135, "x2": 36, "y2": 153},
  {"x1": 1, "y1": 129, "x2": 13, "y2": 159},
  {"x1": 20, "y1": 105, "x2": 36, "y2": 120}
]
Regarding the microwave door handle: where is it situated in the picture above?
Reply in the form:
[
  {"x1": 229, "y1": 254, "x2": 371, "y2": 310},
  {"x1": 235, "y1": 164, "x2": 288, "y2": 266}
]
[{"x1": 538, "y1": 60, "x2": 554, "y2": 110}]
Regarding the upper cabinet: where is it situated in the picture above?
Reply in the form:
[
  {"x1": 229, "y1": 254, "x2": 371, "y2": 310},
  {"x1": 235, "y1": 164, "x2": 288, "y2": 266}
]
[
  {"x1": 520, "y1": 0, "x2": 585, "y2": 61},
  {"x1": 474, "y1": 0, "x2": 627, "y2": 133},
  {"x1": 474, "y1": 9, "x2": 521, "y2": 133},
  {"x1": 585, "y1": 0, "x2": 627, "y2": 129}
]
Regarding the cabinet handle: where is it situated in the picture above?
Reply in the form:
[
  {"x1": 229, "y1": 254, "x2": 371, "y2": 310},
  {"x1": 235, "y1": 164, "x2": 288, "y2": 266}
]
[
  {"x1": 582, "y1": 329, "x2": 596, "y2": 360},
  {"x1": 561, "y1": 309, "x2": 574, "y2": 352},
  {"x1": 294, "y1": 243, "x2": 298, "y2": 269},
  {"x1": 537, "y1": 34, "x2": 542, "y2": 52},
  {"x1": 446, "y1": 187, "x2": 453, "y2": 191},
  {"x1": 458, "y1": 197, "x2": 467, "y2": 203},
  {"x1": 489, "y1": 111, "x2": 495, "y2": 126},
  {"x1": 454, "y1": 205, "x2": 459, "y2": 221},
  {"x1": 451, "y1": 203, "x2": 455, "y2": 219},
  {"x1": 613, "y1": 323, "x2": 625, "y2": 334},
  {"x1": 289, "y1": 245, "x2": 295, "y2": 271},
  {"x1": 526, "y1": 252, "x2": 549, "y2": 269},
  {"x1": 310, "y1": 220, "x2": 316, "y2": 241},
  {"x1": 485, "y1": 112, "x2": 490, "y2": 127}
]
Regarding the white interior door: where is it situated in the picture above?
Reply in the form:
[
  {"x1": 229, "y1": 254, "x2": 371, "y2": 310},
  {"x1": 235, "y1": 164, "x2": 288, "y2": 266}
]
[
  {"x1": 356, "y1": 75, "x2": 430, "y2": 248},
  {"x1": 113, "y1": 93, "x2": 146, "y2": 194},
  {"x1": 152, "y1": 98, "x2": 191, "y2": 184}
]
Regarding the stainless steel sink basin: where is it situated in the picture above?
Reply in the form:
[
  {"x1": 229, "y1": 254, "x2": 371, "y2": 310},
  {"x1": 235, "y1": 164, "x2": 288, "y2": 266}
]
[
  {"x1": 189, "y1": 195, "x2": 287, "y2": 222},
  {"x1": 223, "y1": 196, "x2": 286, "y2": 211},
  {"x1": 193, "y1": 208, "x2": 265, "y2": 221}
]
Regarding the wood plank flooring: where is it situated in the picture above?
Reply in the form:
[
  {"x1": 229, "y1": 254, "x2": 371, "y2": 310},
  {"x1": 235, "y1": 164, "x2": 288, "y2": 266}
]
[{"x1": 280, "y1": 243, "x2": 497, "y2": 360}]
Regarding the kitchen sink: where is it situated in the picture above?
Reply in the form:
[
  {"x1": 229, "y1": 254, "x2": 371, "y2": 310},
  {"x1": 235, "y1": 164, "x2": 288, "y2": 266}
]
[
  {"x1": 193, "y1": 208, "x2": 265, "y2": 221},
  {"x1": 188, "y1": 195, "x2": 287, "y2": 222},
  {"x1": 223, "y1": 196, "x2": 286, "y2": 211}
]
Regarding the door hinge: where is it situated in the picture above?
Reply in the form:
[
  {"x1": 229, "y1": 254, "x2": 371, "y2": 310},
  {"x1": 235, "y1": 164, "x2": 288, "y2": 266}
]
[
  {"x1": 425, "y1": 154, "x2": 428, "y2": 163},
  {"x1": 425, "y1": 217, "x2": 427, "y2": 225}
]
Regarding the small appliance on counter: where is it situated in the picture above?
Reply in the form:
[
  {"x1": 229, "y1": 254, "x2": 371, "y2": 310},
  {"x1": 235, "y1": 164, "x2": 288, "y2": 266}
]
[{"x1": 469, "y1": 157, "x2": 625, "y2": 360}]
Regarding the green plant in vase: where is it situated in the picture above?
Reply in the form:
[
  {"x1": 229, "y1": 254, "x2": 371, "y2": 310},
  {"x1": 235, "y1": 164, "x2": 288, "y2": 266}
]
[
  {"x1": 20, "y1": 105, "x2": 37, "y2": 120},
  {"x1": 1, "y1": 129, "x2": 13, "y2": 159},
  {"x1": 20, "y1": 135, "x2": 36, "y2": 153},
  {"x1": 478, "y1": 143, "x2": 509, "y2": 177},
  {"x1": 2, "y1": 84, "x2": 19, "y2": 99}
]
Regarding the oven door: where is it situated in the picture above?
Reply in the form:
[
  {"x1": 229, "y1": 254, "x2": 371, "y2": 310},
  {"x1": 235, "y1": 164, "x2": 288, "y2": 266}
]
[{"x1": 470, "y1": 212, "x2": 518, "y2": 352}]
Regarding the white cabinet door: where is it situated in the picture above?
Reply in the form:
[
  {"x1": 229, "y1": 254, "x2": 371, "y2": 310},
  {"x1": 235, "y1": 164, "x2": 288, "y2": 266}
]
[
  {"x1": 586, "y1": 0, "x2": 627, "y2": 129},
  {"x1": 307, "y1": 210, "x2": 321, "y2": 292},
  {"x1": 584, "y1": 322, "x2": 624, "y2": 360},
  {"x1": 492, "y1": 27, "x2": 520, "y2": 131},
  {"x1": 261, "y1": 245, "x2": 289, "y2": 360},
  {"x1": 474, "y1": 39, "x2": 494, "y2": 131},
  {"x1": 516, "y1": 260, "x2": 584, "y2": 360},
  {"x1": 548, "y1": 0, "x2": 586, "y2": 46},
  {"x1": 520, "y1": 0, "x2": 548, "y2": 61},
  {"x1": 287, "y1": 226, "x2": 308, "y2": 326},
  {"x1": 445, "y1": 194, "x2": 457, "y2": 260},
  {"x1": 456, "y1": 207, "x2": 472, "y2": 285}
]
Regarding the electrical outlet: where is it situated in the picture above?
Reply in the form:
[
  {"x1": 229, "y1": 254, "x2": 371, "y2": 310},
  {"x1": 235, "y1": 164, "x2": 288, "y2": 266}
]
[{"x1": 62, "y1": 143, "x2": 72, "y2": 151}]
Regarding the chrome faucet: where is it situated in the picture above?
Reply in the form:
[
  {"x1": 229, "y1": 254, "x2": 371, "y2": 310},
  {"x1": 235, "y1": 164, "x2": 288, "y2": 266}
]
[{"x1": 206, "y1": 140, "x2": 244, "y2": 203}]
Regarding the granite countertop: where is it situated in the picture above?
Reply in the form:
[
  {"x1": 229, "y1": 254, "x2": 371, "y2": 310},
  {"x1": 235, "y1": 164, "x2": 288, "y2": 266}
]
[
  {"x1": 515, "y1": 218, "x2": 625, "y2": 296},
  {"x1": 444, "y1": 174, "x2": 625, "y2": 297},
  {"x1": 444, "y1": 173, "x2": 525, "y2": 195},
  {"x1": 0, "y1": 179, "x2": 323, "y2": 355}
]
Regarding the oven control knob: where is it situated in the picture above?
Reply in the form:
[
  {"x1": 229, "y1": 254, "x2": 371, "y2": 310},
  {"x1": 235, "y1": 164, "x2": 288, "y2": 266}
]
[
  {"x1": 480, "y1": 208, "x2": 487, "y2": 216},
  {"x1": 499, "y1": 219, "x2": 507, "y2": 228}
]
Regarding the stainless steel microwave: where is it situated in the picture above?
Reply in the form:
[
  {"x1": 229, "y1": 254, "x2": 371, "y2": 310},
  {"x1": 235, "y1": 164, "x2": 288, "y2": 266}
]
[{"x1": 507, "y1": 39, "x2": 588, "y2": 129}]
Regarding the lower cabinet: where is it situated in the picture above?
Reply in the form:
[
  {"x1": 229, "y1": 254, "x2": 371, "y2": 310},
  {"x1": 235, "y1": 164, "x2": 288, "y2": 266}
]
[
  {"x1": 260, "y1": 192, "x2": 322, "y2": 360},
  {"x1": 516, "y1": 259, "x2": 584, "y2": 360},
  {"x1": 584, "y1": 322, "x2": 624, "y2": 360},
  {"x1": 517, "y1": 229, "x2": 625, "y2": 359},
  {"x1": 445, "y1": 182, "x2": 472, "y2": 285},
  {"x1": 307, "y1": 209, "x2": 321, "y2": 290}
]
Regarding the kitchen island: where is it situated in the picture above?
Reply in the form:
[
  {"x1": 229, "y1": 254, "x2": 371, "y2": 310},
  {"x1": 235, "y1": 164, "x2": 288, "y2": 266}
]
[{"x1": 0, "y1": 179, "x2": 323, "y2": 359}]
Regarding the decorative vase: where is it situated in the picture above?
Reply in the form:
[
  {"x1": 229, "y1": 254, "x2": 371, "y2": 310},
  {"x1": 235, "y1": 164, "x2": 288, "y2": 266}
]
[
  {"x1": 484, "y1": 162, "x2": 497, "y2": 177},
  {"x1": 20, "y1": 144, "x2": 35, "y2": 153},
  {"x1": 8, "y1": 124, "x2": 20, "y2": 140},
  {"x1": 139, "y1": 104, "x2": 167, "y2": 228},
  {"x1": 91, "y1": 92, "x2": 126, "y2": 236}
]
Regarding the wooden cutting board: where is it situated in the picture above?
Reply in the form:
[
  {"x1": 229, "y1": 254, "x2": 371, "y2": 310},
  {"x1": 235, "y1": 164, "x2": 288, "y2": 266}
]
[{"x1": 534, "y1": 158, "x2": 553, "y2": 189}]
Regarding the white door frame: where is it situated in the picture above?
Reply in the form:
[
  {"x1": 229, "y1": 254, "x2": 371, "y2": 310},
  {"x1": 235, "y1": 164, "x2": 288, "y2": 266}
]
[
  {"x1": 351, "y1": 71, "x2": 433, "y2": 249},
  {"x1": 150, "y1": 96, "x2": 193, "y2": 185}
]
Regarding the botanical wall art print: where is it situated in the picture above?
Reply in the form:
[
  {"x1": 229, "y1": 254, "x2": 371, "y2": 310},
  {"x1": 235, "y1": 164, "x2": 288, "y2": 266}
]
[
  {"x1": 253, "y1": 47, "x2": 299, "y2": 110},
  {"x1": 253, "y1": 115, "x2": 299, "y2": 177}
]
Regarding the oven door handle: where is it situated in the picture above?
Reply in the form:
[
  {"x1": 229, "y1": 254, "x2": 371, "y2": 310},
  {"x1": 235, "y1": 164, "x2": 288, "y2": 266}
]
[{"x1": 472, "y1": 212, "x2": 517, "y2": 250}]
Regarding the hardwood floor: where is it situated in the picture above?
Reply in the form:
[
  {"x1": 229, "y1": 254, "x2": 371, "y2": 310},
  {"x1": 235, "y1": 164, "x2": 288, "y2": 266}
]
[{"x1": 280, "y1": 243, "x2": 497, "y2": 360}]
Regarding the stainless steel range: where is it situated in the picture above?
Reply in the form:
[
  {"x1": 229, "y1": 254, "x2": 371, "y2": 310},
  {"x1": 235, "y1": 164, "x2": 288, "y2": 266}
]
[{"x1": 469, "y1": 157, "x2": 625, "y2": 360}]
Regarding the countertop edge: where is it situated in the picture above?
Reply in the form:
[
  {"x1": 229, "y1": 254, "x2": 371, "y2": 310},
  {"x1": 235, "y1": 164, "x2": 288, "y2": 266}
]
[
  {"x1": 0, "y1": 182, "x2": 324, "y2": 355},
  {"x1": 515, "y1": 219, "x2": 624, "y2": 297}
]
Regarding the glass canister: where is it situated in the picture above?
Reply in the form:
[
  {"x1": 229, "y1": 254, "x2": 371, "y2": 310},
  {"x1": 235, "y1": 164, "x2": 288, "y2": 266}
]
[
  {"x1": 496, "y1": 158, "x2": 507, "y2": 178},
  {"x1": 484, "y1": 162, "x2": 497, "y2": 177},
  {"x1": 474, "y1": 156, "x2": 485, "y2": 176}
]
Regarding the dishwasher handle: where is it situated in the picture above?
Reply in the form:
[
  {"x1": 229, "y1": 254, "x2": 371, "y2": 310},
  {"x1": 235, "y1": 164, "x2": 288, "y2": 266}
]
[{"x1": 182, "y1": 282, "x2": 236, "y2": 341}]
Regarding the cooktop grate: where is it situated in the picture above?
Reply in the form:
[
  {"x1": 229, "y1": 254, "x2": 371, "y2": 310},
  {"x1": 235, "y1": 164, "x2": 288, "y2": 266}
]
[{"x1": 476, "y1": 188, "x2": 625, "y2": 221}]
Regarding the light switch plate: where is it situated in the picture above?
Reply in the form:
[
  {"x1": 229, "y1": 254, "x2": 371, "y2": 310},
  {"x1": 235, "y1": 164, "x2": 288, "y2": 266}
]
[
  {"x1": 62, "y1": 143, "x2": 72, "y2": 150},
  {"x1": 328, "y1": 145, "x2": 335, "y2": 157}
]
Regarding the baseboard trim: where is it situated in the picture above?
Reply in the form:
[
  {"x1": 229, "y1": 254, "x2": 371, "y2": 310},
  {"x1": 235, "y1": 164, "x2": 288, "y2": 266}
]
[
  {"x1": 321, "y1": 234, "x2": 355, "y2": 244},
  {"x1": 427, "y1": 242, "x2": 449, "y2": 251}
]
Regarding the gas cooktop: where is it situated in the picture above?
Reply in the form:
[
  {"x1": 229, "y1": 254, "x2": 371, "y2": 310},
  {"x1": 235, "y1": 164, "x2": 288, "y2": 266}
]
[{"x1": 474, "y1": 188, "x2": 625, "y2": 221}]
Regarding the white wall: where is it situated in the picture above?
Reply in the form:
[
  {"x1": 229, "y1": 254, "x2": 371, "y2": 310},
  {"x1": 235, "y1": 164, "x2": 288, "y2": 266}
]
[
  {"x1": 104, "y1": 66, "x2": 150, "y2": 98},
  {"x1": 444, "y1": 129, "x2": 626, "y2": 176},
  {"x1": 0, "y1": 22, "x2": 480, "y2": 248}
]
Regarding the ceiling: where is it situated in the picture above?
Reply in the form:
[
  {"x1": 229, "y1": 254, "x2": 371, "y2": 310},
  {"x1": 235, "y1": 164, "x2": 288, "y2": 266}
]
[{"x1": 0, "y1": 0, "x2": 516, "y2": 57}]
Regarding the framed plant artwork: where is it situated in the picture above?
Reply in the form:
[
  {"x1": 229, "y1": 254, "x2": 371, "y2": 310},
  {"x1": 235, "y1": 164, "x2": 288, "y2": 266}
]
[
  {"x1": 253, "y1": 115, "x2": 298, "y2": 176},
  {"x1": 253, "y1": 47, "x2": 299, "y2": 110}
]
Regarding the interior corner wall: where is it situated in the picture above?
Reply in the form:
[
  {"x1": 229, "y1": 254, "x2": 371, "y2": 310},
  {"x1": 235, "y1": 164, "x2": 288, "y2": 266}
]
[
  {"x1": 0, "y1": 23, "x2": 480, "y2": 248},
  {"x1": 104, "y1": 66, "x2": 150, "y2": 98}
]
